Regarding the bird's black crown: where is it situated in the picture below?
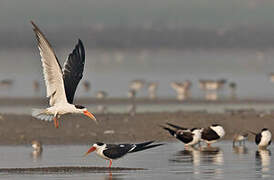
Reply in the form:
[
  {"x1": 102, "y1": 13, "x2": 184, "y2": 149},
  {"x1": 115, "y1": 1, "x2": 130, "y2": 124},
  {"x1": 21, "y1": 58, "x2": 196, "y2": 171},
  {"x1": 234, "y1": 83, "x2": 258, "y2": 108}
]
[
  {"x1": 212, "y1": 124, "x2": 220, "y2": 127},
  {"x1": 96, "y1": 142, "x2": 104, "y2": 146},
  {"x1": 262, "y1": 128, "x2": 268, "y2": 132},
  {"x1": 75, "y1": 105, "x2": 86, "y2": 109}
]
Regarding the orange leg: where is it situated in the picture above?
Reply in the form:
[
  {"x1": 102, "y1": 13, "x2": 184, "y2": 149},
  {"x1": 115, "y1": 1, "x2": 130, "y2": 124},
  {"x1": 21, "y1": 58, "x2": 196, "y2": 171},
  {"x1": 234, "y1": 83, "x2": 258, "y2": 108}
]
[
  {"x1": 109, "y1": 159, "x2": 112, "y2": 168},
  {"x1": 207, "y1": 143, "x2": 211, "y2": 147},
  {"x1": 53, "y1": 116, "x2": 59, "y2": 128}
]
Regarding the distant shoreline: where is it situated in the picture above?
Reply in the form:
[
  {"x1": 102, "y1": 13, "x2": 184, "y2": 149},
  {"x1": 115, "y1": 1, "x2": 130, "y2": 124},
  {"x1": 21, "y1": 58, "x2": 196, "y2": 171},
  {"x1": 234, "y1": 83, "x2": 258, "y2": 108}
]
[{"x1": 1, "y1": 97, "x2": 274, "y2": 106}]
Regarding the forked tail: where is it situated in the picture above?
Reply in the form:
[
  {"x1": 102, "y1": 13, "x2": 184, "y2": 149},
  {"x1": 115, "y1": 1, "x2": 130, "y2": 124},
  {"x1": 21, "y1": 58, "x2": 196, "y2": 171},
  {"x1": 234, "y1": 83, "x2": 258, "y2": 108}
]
[
  {"x1": 129, "y1": 141, "x2": 164, "y2": 153},
  {"x1": 32, "y1": 108, "x2": 53, "y2": 121},
  {"x1": 160, "y1": 125, "x2": 176, "y2": 137}
]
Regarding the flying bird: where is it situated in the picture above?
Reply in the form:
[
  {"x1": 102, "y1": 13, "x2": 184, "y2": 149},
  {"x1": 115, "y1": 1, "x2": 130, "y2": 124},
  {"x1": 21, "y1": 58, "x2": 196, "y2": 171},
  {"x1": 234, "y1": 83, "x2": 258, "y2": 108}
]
[
  {"x1": 84, "y1": 141, "x2": 163, "y2": 168},
  {"x1": 30, "y1": 21, "x2": 96, "y2": 128}
]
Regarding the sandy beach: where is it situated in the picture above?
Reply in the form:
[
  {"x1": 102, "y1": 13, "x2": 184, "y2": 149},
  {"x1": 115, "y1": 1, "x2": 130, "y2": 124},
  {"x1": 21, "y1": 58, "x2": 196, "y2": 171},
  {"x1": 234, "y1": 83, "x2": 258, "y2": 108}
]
[{"x1": 0, "y1": 110, "x2": 273, "y2": 145}]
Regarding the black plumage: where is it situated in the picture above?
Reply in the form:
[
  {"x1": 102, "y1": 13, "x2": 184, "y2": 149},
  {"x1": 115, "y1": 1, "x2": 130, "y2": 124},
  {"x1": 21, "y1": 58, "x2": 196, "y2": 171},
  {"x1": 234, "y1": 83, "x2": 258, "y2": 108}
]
[
  {"x1": 63, "y1": 40, "x2": 85, "y2": 104},
  {"x1": 102, "y1": 141, "x2": 163, "y2": 159},
  {"x1": 201, "y1": 127, "x2": 220, "y2": 141},
  {"x1": 161, "y1": 124, "x2": 194, "y2": 144},
  {"x1": 255, "y1": 133, "x2": 261, "y2": 145}
]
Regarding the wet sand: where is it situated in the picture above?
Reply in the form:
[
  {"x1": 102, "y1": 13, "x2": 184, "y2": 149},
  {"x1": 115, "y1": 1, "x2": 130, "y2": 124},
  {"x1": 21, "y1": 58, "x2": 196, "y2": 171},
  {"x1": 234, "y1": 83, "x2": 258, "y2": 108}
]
[{"x1": 0, "y1": 111, "x2": 273, "y2": 145}]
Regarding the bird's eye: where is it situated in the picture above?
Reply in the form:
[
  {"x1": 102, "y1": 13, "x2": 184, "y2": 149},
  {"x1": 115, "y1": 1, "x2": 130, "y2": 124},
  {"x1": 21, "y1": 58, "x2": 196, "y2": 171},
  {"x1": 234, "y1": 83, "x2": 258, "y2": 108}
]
[{"x1": 96, "y1": 142, "x2": 104, "y2": 146}]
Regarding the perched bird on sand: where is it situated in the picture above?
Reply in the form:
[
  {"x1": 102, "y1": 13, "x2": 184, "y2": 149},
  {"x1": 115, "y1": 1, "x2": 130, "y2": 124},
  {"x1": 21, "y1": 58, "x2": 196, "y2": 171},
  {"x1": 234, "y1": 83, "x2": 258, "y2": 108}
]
[
  {"x1": 249, "y1": 128, "x2": 272, "y2": 149},
  {"x1": 84, "y1": 141, "x2": 163, "y2": 168},
  {"x1": 201, "y1": 124, "x2": 225, "y2": 147},
  {"x1": 161, "y1": 123, "x2": 202, "y2": 147},
  {"x1": 233, "y1": 133, "x2": 248, "y2": 146},
  {"x1": 30, "y1": 21, "x2": 96, "y2": 128}
]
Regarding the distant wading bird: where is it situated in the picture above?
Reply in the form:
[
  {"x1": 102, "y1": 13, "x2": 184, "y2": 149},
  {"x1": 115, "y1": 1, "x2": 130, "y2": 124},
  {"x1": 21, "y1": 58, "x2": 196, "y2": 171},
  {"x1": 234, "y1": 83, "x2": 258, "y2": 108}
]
[
  {"x1": 84, "y1": 141, "x2": 163, "y2": 168},
  {"x1": 30, "y1": 21, "x2": 96, "y2": 128}
]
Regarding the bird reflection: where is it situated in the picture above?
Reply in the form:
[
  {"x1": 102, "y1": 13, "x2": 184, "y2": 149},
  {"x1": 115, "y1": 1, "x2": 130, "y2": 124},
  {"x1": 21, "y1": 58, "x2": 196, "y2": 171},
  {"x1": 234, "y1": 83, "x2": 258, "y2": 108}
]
[
  {"x1": 31, "y1": 140, "x2": 43, "y2": 161},
  {"x1": 104, "y1": 171, "x2": 124, "y2": 180},
  {"x1": 233, "y1": 145, "x2": 248, "y2": 155},
  {"x1": 200, "y1": 147, "x2": 224, "y2": 165},
  {"x1": 256, "y1": 149, "x2": 271, "y2": 176},
  {"x1": 169, "y1": 146, "x2": 201, "y2": 166}
]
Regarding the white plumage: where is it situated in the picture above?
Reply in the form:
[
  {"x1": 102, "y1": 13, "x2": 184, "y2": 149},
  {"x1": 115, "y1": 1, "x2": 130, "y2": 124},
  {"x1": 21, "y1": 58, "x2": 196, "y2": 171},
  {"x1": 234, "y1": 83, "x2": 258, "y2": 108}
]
[{"x1": 30, "y1": 21, "x2": 96, "y2": 128}]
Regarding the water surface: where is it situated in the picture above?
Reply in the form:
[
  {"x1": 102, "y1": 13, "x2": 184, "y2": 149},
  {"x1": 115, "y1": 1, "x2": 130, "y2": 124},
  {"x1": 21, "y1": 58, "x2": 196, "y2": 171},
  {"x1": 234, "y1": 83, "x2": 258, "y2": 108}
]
[{"x1": 0, "y1": 142, "x2": 273, "y2": 180}]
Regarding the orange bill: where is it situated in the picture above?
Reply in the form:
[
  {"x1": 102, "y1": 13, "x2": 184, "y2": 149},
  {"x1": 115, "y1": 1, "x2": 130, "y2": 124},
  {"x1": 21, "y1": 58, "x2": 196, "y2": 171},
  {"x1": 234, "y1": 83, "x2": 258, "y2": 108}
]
[
  {"x1": 84, "y1": 146, "x2": 96, "y2": 156},
  {"x1": 83, "y1": 111, "x2": 97, "y2": 122}
]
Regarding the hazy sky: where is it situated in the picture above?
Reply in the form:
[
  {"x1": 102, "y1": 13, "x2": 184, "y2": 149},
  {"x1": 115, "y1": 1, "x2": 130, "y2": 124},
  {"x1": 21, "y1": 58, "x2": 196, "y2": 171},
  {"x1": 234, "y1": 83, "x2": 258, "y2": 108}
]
[{"x1": 1, "y1": 0, "x2": 274, "y2": 30}]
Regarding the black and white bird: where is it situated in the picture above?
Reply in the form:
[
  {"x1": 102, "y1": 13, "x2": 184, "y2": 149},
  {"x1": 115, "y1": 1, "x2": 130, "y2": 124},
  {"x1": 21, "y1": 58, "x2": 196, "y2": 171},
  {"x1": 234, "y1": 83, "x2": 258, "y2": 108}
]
[
  {"x1": 161, "y1": 123, "x2": 202, "y2": 147},
  {"x1": 201, "y1": 124, "x2": 225, "y2": 147},
  {"x1": 249, "y1": 128, "x2": 272, "y2": 149},
  {"x1": 84, "y1": 141, "x2": 163, "y2": 168},
  {"x1": 30, "y1": 21, "x2": 96, "y2": 128}
]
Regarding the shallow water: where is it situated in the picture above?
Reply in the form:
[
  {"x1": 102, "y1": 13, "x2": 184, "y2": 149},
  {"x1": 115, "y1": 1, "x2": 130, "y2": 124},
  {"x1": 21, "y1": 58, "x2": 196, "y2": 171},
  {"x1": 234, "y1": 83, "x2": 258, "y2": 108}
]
[
  {"x1": 0, "y1": 142, "x2": 273, "y2": 180},
  {"x1": 1, "y1": 49, "x2": 274, "y2": 99},
  {"x1": 1, "y1": 102, "x2": 274, "y2": 115}
]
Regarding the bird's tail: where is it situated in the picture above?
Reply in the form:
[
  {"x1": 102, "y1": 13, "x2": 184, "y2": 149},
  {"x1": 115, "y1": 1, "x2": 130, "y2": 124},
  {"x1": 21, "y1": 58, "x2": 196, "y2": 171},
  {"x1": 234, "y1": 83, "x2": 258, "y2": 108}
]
[
  {"x1": 32, "y1": 108, "x2": 53, "y2": 122},
  {"x1": 129, "y1": 141, "x2": 164, "y2": 153},
  {"x1": 160, "y1": 125, "x2": 176, "y2": 137},
  {"x1": 166, "y1": 122, "x2": 187, "y2": 130}
]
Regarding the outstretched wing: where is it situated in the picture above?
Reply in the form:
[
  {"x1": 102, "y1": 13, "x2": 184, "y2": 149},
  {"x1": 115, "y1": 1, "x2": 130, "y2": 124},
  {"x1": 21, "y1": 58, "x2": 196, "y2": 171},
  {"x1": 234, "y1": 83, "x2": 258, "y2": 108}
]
[
  {"x1": 62, "y1": 39, "x2": 85, "y2": 104},
  {"x1": 31, "y1": 21, "x2": 67, "y2": 106}
]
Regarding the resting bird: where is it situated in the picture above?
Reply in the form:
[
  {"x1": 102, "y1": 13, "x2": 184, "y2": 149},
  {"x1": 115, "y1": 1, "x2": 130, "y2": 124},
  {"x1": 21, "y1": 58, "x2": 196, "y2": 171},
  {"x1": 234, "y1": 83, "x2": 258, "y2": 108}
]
[
  {"x1": 161, "y1": 123, "x2": 202, "y2": 147},
  {"x1": 249, "y1": 128, "x2": 272, "y2": 149},
  {"x1": 201, "y1": 124, "x2": 225, "y2": 147},
  {"x1": 84, "y1": 141, "x2": 163, "y2": 168},
  {"x1": 30, "y1": 21, "x2": 96, "y2": 128}
]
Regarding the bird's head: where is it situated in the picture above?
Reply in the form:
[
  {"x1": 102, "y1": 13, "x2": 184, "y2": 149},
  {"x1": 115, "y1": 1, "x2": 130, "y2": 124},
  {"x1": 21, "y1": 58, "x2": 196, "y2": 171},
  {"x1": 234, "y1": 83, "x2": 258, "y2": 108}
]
[
  {"x1": 74, "y1": 105, "x2": 97, "y2": 122},
  {"x1": 84, "y1": 142, "x2": 104, "y2": 156}
]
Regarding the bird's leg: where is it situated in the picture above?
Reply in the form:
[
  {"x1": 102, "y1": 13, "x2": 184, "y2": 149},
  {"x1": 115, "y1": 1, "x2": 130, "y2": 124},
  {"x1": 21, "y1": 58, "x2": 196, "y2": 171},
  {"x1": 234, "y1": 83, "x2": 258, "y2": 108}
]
[
  {"x1": 53, "y1": 115, "x2": 59, "y2": 128},
  {"x1": 207, "y1": 143, "x2": 211, "y2": 148},
  {"x1": 109, "y1": 159, "x2": 112, "y2": 168}
]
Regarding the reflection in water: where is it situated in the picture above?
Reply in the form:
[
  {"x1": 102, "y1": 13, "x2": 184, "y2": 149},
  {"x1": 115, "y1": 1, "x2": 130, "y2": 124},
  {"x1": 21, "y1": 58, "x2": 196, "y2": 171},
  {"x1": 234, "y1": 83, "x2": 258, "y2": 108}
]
[
  {"x1": 233, "y1": 145, "x2": 248, "y2": 155},
  {"x1": 31, "y1": 140, "x2": 43, "y2": 161},
  {"x1": 200, "y1": 147, "x2": 224, "y2": 165},
  {"x1": 256, "y1": 149, "x2": 271, "y2": 178},
  {"x1": 104, "y1": 171, "x2": 124, "y2": 180},
  {"x1": 169, "y1": 146, "x2": 224, "y2": 178},
  {"x1": 170, "y1": 146, "x2": 201, "y2": 166}
]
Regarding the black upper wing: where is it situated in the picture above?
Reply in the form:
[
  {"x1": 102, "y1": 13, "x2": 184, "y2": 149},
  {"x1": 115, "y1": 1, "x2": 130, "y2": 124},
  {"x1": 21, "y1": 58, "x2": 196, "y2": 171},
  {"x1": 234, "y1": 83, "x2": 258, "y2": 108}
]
[
  {"x1": 176, "y1": 131, "x2": 194, "y2": 144},
  {"x1": 166, "y1": 123, "x2": 189, "y2": 131},
  {"x1": 103, "y1": 144, "x2": 134, "y2": 159},
  {"x1": 255, "y1": 133, "x2": 261, "y2": 145},
  {"x1": 201, "y1": 127, "x2": 220, "y2": 141},
  {"x1": 62, "y1": 39, "x2": 85, "y2": 104}
]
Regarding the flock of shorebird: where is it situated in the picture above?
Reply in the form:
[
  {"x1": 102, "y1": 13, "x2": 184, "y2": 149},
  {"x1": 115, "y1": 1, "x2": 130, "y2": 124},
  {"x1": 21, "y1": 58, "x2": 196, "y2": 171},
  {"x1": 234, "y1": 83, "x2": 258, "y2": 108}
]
[{"x1": 28, "y1": 21, "x2": 272, "y2": 168}]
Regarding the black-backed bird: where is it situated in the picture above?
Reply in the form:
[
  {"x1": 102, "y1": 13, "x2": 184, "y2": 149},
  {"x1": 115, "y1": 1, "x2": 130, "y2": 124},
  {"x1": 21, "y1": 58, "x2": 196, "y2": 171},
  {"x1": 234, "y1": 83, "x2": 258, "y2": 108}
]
[
  {"x1": 249, "y1": 128, "x2": 272, "y2": 149},
  {"x1": 201, "y1": 124, "x2": 225, "y2": 147},
  {"x1": 161, "y1": 123, "x2": 202, "y2": 147},
  {"x1": 84, "y1": 141, "x2": 163, "y2": 168},
  {"x1": 30, "y1": 21, "x2": 96, "y2": 128}
]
